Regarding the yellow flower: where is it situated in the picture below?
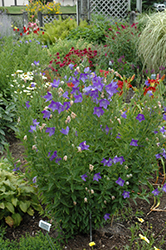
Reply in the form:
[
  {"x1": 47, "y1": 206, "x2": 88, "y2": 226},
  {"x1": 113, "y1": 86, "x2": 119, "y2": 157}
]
[
  {"x1": 137, "y1": 218, "x2": 144, "y2": 223},
  {"x1": 154, "y1": 247, "x2": 160, "y2": 250},
  {"x1": 89, "y1": 242, "x2": 96, "y2": 247},
  {"x1": 139, "y1": 234, "x2": 150, "y2": 244}
]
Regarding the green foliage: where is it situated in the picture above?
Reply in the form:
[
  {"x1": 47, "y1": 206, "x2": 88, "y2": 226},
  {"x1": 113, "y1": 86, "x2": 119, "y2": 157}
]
[
  {"x1": 0, "y1": 94, "x2": 17, "y2": 153},
  {"x1": 67, "y1": 14, "x2": 110, "y2": 44},
  {"x1": 0, "y1": 36, "x2": 49, "y2": 96},
  {"x1": 123, "y1": 221, "x2": 165, "y2": 249},
  {"x1": 18, "y1": 232, "x2": 57, "y2": 250},
  {"x1": 49, "y1": 38, "x2": 93, "y2": 59},
  {"x1": 138, "y1": 11, "x2": 166, "y2": 74},
  {"x1": 10, "y1": 61, "x2": 166, "y2": 238},
  {"x1": 39, "y1": 17, "x2": 78, "y2": 45},
  {"x1": 0, "y1": 158, "x2": 42, "y2": 228},
  {"x1": 0, "y1": 226, "x2": 58, "y2": 249}
]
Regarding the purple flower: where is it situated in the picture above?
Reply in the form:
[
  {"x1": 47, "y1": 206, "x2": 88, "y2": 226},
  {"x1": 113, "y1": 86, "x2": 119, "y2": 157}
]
[
  {"x1": 69, "y1": 63, "x2": 74, "y2": 70},
  {"x1": 49, "y1": 151, "x2": 58, "y2": 161},
  {"x1": 136, "y1": 114, "x2": 145, "y2": 122},
  {"x1": 116, "y1": 177, "x2": 125, "y2": 187},
  {"x1": 81, "y1": 173, "x2": 88, "y2": 181},
  {"x1": 116, "y1": 133, "x2": 121, "y2": 139},
  {"x1": 84, "y1": 67, "x2": 90, "y2": 73},
  {"x1": 105, "y1": 125, "x2": 110, "y2": 134},
  {"x1": 162, "y1": 148, "x2": 166, "y2": 159},
  {"x1": 32, "y1": 176, "x2": 37, "y2": 183},
  {"x1": 163, "y1": 106, "x2": 166, "y2": 112},
  {"x1": 41, "y1": 110, "x2": 51, "y2": 119},
  {"x1": 13, "y1": 167, "x2": 19, "y2": 171},
  {"x1": 106, "y1": 158, "x2": 113, "y2": 167},
  {"x1": 34, "y1": 60, "x2": 39, "y2": 66},
  {"x1": 152, "y1": 188, "x2": 160, "y2": 196},
  {"x1": 93, "y1": 172, "x2": 101, "y2": 181},
  {"x1": 74, "y1": 93, "x2": 83, "y2": 103},
  {"x1": 145, "y1": 80, "x2": 150, "y2": 86},
  {"x1": 79, "y1": 141, "x2": 89, "y2": 150},
  {"x1": 101, "y1": 158, "x2": 108, "y2": 166},
  {"x1": 154, "y1": 130, "x2": 158, "y2": 134},
  {"x1": 163, "y1": 114, "x2": 166, "y2": 121},
  {"x1": 155, "y1": 153, "x2": 161, "y2": 159},
  {"x1": 121, "y1": 111, "x2": 127, "y2": 119},
  {"x1": 29, "y1": 125, "x2": 37, "y2": 133},
  {"x1": 160, "y1": 126, "x2": 166, "y2": 134},
  {"x1": 92, "y1": 76, "x2": 104, "y2": 91},
  {"x1": 122, "y1": 191, "x2": 130, "y2": 198},
  {"x1": 45, "y1": 127, "x2": 55, "y2": 136},
  {"x1": 33, "y1": 119, "x2": 40, "y2": 126},
  {"x1": 162, "y1": 183, "x2": 166, "y2": 192},
  {"x1": 99, "y1": 99, "x2": 110, "y2": 109},
  {"x1": 75, "y1": 131, "x2": 78, "y2": 136},
  {"x1": 114, "y1": 156, "x2": 125, "y2": 165},
  {"x1": 63, "y1": 102, "x2": 71, "y2": 110},
  {"x1": 55, "y1": 157, "x2": 61, "y2": 164},
  {"x1": 62, "y1": 91, "x2": 69, "y2": 99},
  {"x1": 105, "y1": 80, "x2": 118, "y2": 97},
  {"x1": 130, "y1": 139, "x2": 138, "y2": 146},
  {"x1": 79, "y1": 73, "x2": 88, "y2": 83},
  {"x1": 43, "y1": 92, "x2": 52, "y2": 102},
  {"x1": 93, "y1": 107, "x2": 104, "y2": 117},
  {"x1": 51, "y1": 79, "x2": 60, "y2": 88},
  {"x1": 48, "y1": 101, "x2": 59, "y2": 112},
  {"x1": 48, "y1": 101, "x2": 64, "y2": 113},
  {"x1": 60, "y1": 126, "x2": 69, "y2": 135},
  {"x1": 25, "y1": 101, "x2": 30, "y2": 109},
  {"x1": 104, "y1": 213, "x2": 110, "y2": 221},
  {"x1": 57, "y1": 102, "x2": 65, "y2": 114}
]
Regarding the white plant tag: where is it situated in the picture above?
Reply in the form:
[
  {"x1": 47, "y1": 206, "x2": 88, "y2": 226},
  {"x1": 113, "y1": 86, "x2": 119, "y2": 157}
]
[{"x1": 39, "y1": 220, "x2": 51, "y2": 232}]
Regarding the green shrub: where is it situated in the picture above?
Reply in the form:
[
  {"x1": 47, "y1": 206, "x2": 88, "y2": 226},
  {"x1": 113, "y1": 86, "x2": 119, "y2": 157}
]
[
  {"x1": 0, "y1": 157, "x2": 42, "y2": 228},
  {"x1": 137, "y1": 11, "x2": 166, "y2": 74},
  {"x1": 18, "y1": 232, "x2": 56, "y2": 250},
  {"x1": 0, "y1": 94, "x2": 17, "y2": 153},
  {"x1": 10, "y1": 62, "x2": 166, "y2": 238},
  {"x1": 0, "y1": 37, "x2": 49, "y2": 97},
  {"x1": 39, "y1": 17, "x2": 78, "y2": 45},
  {"x1": 67, "y1": 14, "x2": 110, "y2": 44}
]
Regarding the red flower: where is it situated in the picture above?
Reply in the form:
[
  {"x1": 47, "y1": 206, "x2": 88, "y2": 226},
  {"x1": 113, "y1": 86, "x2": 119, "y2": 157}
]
[
  {"x1": 67, "y1": 82, "x2": 74, "y2": 88},
  {"x1": 143, "y1": 86, "x2": 156, "y2": 96}
]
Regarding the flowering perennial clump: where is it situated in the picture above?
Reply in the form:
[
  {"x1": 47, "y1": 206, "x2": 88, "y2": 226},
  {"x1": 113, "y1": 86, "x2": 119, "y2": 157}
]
[{"x1": 12, "y1": 60, "x2": 166, "y2": 237}]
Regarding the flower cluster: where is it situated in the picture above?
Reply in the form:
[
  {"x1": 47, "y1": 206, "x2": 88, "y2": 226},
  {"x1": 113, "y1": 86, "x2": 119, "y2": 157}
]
[
  {"x1": 48, "y1": 47, "x2": 97, "y2": 74},
  {"x1": 26, "y1": 0, "x2": 60, "y2": 22}
]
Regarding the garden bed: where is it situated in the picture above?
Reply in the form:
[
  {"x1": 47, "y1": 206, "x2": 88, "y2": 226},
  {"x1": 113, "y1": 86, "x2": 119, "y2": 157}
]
[{"x1": 2, "y1": 136, "x2": 166, "y2": 250}]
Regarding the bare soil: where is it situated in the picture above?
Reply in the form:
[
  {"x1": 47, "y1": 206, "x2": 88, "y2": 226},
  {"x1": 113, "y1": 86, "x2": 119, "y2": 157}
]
[{"x1": 1, "y1": 136, "x2": 166, "y2": 250}]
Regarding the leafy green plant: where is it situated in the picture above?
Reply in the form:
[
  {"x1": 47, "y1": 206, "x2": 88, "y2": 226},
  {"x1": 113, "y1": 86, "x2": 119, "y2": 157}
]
[
  {"x1": 137, "y1": 11, "x2": 166, "y2": 74},
  {"x1": 0, "y1": 94, "x2": 17, "y2": 153},
  {"x1": 39, "y1": 17, "x2": 78, "y2": 45},
  {"x1": 0, "y1": 157, "x2": 42, "y2": 228},
  {"x1": 123, "y1": 220, "x2": 166, "y2": 250},
  {"x1": 10, "y1": 60, "x2": 166, "y2": 239},
  {"x1": 0, "y1": 226, "x2": 58, "y2": 250},
  {"x1": 0, "y1": 37, "x2": 49, "y2": 97}
]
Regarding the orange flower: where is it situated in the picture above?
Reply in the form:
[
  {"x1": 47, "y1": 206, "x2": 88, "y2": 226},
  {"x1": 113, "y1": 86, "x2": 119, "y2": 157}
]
[{"x1": 67, "y1": 82, "x2": 74, "y2": 88}]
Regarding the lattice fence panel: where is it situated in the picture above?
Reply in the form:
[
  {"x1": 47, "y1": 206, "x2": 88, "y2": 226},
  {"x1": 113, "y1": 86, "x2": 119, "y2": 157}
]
[
  {"x1": 41, "y1": 13, "x2": 76, "y2": 26},
  {"x1": 90, "y1": 0, "x2": 129, "y2": 21}
]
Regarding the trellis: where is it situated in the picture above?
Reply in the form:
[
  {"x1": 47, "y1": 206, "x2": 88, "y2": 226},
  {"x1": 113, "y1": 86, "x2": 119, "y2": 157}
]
[{"x1": 77, "y1": 0, "x2": 142, "y2": 25}]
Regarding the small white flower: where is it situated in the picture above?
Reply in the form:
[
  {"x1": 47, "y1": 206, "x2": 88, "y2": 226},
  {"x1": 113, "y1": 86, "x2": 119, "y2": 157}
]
[
  {"x1": 63, "y1": 155, "x2": 67, "y2": 161},
  {"x1": 23, "y1": 135, "x2": 27, "y2": 141},
  {"x1": 126, "y1": 181, "x2": 129, "y2": 185},
  {"x1": 84, "y1": 197, "x2": 87, "y2": 203}
]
